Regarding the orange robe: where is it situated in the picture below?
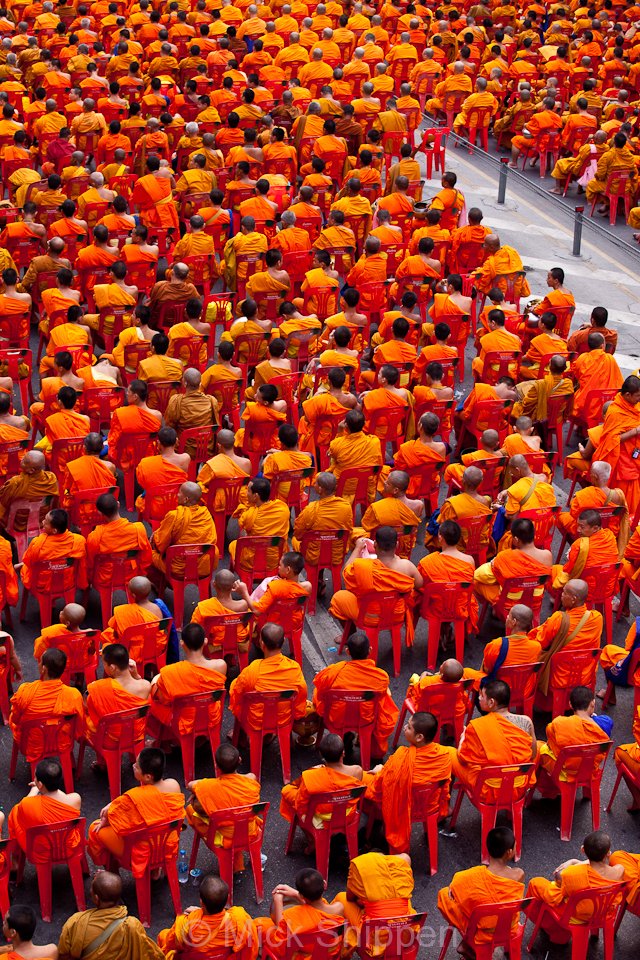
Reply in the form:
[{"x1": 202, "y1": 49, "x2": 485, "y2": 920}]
[
  {"x1": 531, "y1": 605, "x2": 603, "y2": 696},
  {"x1": 132, "y1": 174, "x2": 179, "y2": 230},
  {"x1": 538, "y1": 714, "x2": 609, "y2": 791},
  {"x1": 592, "y1": 393, "x2": 640, "y2": 519},
  {"x1": 553, "y1": 527, "x2": 619, "y2": 589},
  {"x1": 9, "y1": 679, "x2": 85, "y2": 761},
  {"x1": 418, "y1": 552, "x2": 476, "y2": 627},
  {"x1": 329, "y1": 558, "x2": 416, "y2": 643},
  {"x1": 474, "y1": 550, "x2": 552, "y2": 605},
  {"x1": 86, "y1": 677, "x2": 149, "y2": 747},
  {"x1": 483, "y1": 632, "x2": 543, "y2": 702},
  {"x1": 452, "y1": 711, "x2": 534, "y2": 800},
  {"x1": 88, "y1": 784, "x2": 185, "y2": 877},
  {"x1": 158, "y1": 906, "x2": 257, "y2": 960},
  {"x1": 63, "y1": 454, "x2": 116, "y2": 520},
  {"x1": 229, "y1": 653, "x2": 308, "y2": 731},
  {"x1": 21, "y1": 529, "x2": 87, "y2": 591},
  {"x1": 148, "y1": 661, "x2": 226, "y2": 733},
  {"x1": 526, "y1": 864, "x2": 624, "y2": 944},
  {"x1": 107, "y1": 406, "x2": 161, "y2": 472},
  {"x1": 280, "y1": 765, "x2": 363, "y2": 826},
  {"x1": 134, "y1": 455, "x2": 188, "y2": 519},
  {"x1": 313, "y1": 659, "x2": 399, "y2": 756},
  {"x1": 86, "y1": 517, "x2": 151, "y2": 587},
  {"x1": 438, "y1": 866, "x2": 525, "y2": 946},
  {"x1": 8, "y1": 795, "x2": 82, "y2": 860},
  {"x1": 572, "y1": 350, "x2": 622, "y2": 424},
  {"x1": 152, "y1": 504, "x2": 218, "y2": 576},
  {"x1": 101, "y1": 603, "x2": 168, "y2": 665},
  {"x1": 228, "y1": 499, "x2": 291, "y2": 572}
]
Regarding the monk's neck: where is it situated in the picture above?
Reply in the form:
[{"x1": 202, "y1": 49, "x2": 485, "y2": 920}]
[{"x1": 184, "y1": 652, "x2": 207, "y2": 666}]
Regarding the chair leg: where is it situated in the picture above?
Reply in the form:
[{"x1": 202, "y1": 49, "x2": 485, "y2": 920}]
[
  {"x1": 601, "y1": 680, "x2": 615, "y2": 709},
  {"x1": 426, "y1": 812, "x2": 439, "y2": 876},
  {"x1": 181, "y1": 732, "x2": 196, "y2": 786},
  {"x1": 426, "y1": 617, "x2": 440, "y2": 671},
  {"x1": 306, "y1": 566, "x2": 318, "y2": 616},
  {"x1": 60, "y1": 750, "x2": 75, "y2": 793},
  {"x1": 571, "y1": 926, "x2": 590, "y2": 960},
  {"x1": 590, "y1": 778, "x2": 601, "y2": 831},
  {"x1": 392, "y1": 702, "x2": 408, "y2": 749},
  {"x1": 314, "y1": 826, "x2": 331, "y2": 882},
  {"x1": 617, "y1": 582, "x2": 630, "y2": 622},
  {"x1": 512, "y1": 798, "x2": 525, "y2": 861},
  {"x1": 188, "y1": 831, "x2": 201, "y2": 871},
  {"x1": 559, "y1": 781, "x2": 579, "y2": 841},
  {"x1": 35, "y1": 864, "x2": 53, "y2": 922},
  {"x1": 165, "y1": 859, "x2": 183, "y2": 917},
  {"x1": 248, "y1": 730, "x2": 264, "y2": 781},
  {"x1": 448, "y1": 783, "x2": 464, "y2": 831},
  {"x1": 68, "y1": 856, "x2": 87, "y2": 913},
  {"x1": 104, "y1": 749, "x2": 122, "y2": 801},
  {"x1": 284, "y1": 816, "x2": 297, "y2": 855},
  {"x1": 134, "y1": 873, "x2": 152, "y2": 928},
  {"x1": 391, "y1": 624, "x2": 402, "y2": 677},
  {"x1": 454, "y1": 620, "x2": 465, "y2": 662},
  {"x1": 437, "y1": 926, "x2": 454, "y2": 960},
  {"x1": 359, "y1": 728, "x2": 372, "y2": 770},
  {"x1": 278, "y1": 727, "x2": 292, "y2": 784},
  {"x1": 247, "y1": 838, "x2": 265, "y2": 903}
]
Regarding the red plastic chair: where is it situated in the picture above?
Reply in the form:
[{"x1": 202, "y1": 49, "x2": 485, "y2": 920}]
[
  {"x1": 580, "y1": 562, "x2": 621, "y2": 646},
  {"x1": 566, "y1": 388, "x2": 619, "y2": 441},
  {"x1": 337, "y1": 587, "x2": 411, "y2": 677},
  {"x1": 270, "y1": 371, "x2": 306, "y2": 425},
  {"x1": 156, "y1": 300, "x2": 186, "y2": 329},
  {"x1": 17, "y1": 818, "x2": 87, "y2": 923},
  {"x1": 111, "y1": 431, "x2": 158, "y2": 511},
  {"x1": 204, "y1": 377, "x2": 242, "y2": 431},
  {"x1": 176, "y1": 425, "x2": 217, "y2": 480},
  {"x1": 600, "y1": 641, "x2": 640, "y2": 709},
  {"x1": 203, "y1": 475, "x2": 249, "y2": 551},
  {"x1": 121, "y1": 341, "x2": 152, "y2": 384},
  {"x1": 517, "y1": 505, "x2": 560, "y2": 551},
  {"x1": 232, "y1": 535, "x2": 286, "y2": 591},
  {"x1": 169, "y1": 688, "x2": 225, "y2": 784},
  {"x1": 0, "y1": 634, "x2": 16, "y2": 723},
  {"x1": 68, "y1": 485, "x2": 119, "y2": 539},
  {"x1": 9, "y1": 714, "x2": 80, "y2": 791},
  {"x1": 466, "y1": 106, "x2": 494, "y2": 153},
  {"x1": 0, "y1": 348, "x2": 32, "y2": 414},
  {"x1": 448, "y1": 762, "x2": 537, "y2": 863},
  {"x1": 477, "y1": 349, "x2": 521, "y2": 385},
  {"x1": 114, "y1": 819, "x2": 183, "y2": 927},
  {"x1": 589, "y1": 170, "x2": 633, "y2": 225},
  {"x1": 494, "y1": 662, "x2": 543, "y2": 719},
  {"x1": 5, "y1": 497, "x2": 53, "y2": 560},
  {"x1": 80, "y1": 385, "x2": 126, "y2": 433},
  {"x1": 393, "y1": 679, "x2": 474, "y2": 749},
  {"x1": 80, "y1": 705, "x2": 149, "y2": 799},
  {"x1": 91, "y1": 548, "x2": 143, "y2": 626},
  {"x1": 197, "y1": 610, "x2": 253, "y2": 669},
  {"x1": 19, "y1": 556, "x2": 81, "y2": 628},
  {"x1": 0, "y1": 438, "x2": 27, "y2": 484},
  {"x1": 447, "y1": 455, "x2": 507, "y2": 498},
  {"x1": 139, "y1": 482, "x2": 182, "y2": 531},
  {"x1": 455, "y1": 512, "x2": 494, "y2": 565},
  {"x1": 438, "y1": 898, "x2": 531, "y2": 960},
  {"x1": 418, "y1": 127, "x2": 449, "y2": 179},
  {"x1": 234, "y1": 332, "x2": 271, "y2": 391},
  {"x1": 299, "y1": 529, "x2": 348, "y2": 616},
  {"x1": 146, "y1": 379, "x2": 181, "y2": 416},
  {"x1": 335, "y1": 464, "x2": 381, "y2": 522},
  {"x1": 169, "y1": 335, "x2": 208, "y2": 373},
  {"x1": 232, "y1": 689, "x2": 297, "y2": 783},
  {"x1": 118, "y1": 617, "x2": 172, "y2": 679},
  {"x1": 357, "y1": 913, "x2": 427, "y2": 960},
  {"x1": 526, "y1": 881, "x2": 627, "y2": 960},
  {"x1": 285, "y1": 785, "x2": 366, "y2": 881},
  {"x1": 269, "y1": 466, "x2": 313, "y2": 517},
  {"x1": 165, "y1": 542, "x2": 216, "y2": 628},
  {"x1": 318, "y1": 689, "x2": 386, "y2": 770},
  {"x1": 0, "y1": 837, "x2": 17, "y2": 917},
  {"x1": 549, "y1": 648, "x2": 600, "y2": 717},
  {"x1": 420, "y1": 581, "x2": 472, "y2": 670},
  {"x1": 459, "y1": 399, "x2": 511, "y2": 447},
  {"x1": 536, "y1": 740, "x2": 612, "y2": 841},
  {"x1": 189, "y1": 801, "x2": 269, "y2": 905},
  {"x1": 481, "y1": 574, "x2": 550, "y2": 629}
]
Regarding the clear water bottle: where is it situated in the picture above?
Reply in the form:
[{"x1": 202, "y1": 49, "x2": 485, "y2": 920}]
[
  {"x1": 190, "y1": 868, "x2": 203, "y2": 887},
  {"x1": 178, "y1": 849, "x2": 189, "y2": 883}
]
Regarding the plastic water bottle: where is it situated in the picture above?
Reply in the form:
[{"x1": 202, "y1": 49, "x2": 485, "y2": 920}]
[
  {"x1": 178, "y1": 849, "x2": 189, "y2": 883},
  {"x1": 190, "y1": 868, "x2": 203, "y2": 887}
]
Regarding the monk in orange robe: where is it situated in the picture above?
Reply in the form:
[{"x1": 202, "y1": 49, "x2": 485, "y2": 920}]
[
  {"x1": 525, "y1": 833, "x2": 625, "y2": 946},
  {"x1": 107, "y1": 380, "x2": 163, "y2": 472},
  {"x1": 229, "y1": 623, "x2": 308, "y2": 744},
  {"x1": 611, "y1": 705, "x2": 640, "y2": 810},
  {"x1": 8, "y1": 757, "x2": 83, "y2": 861},
  {"x1": 19, "y1": 507, "x2": 87, "y2": 593},
  {"x1": 388, "y1": 412, "x2": 447, "y2": 498},
  {"x1": 280, "y1": 733, "x2": 366, "y2": 839},
  {"x1": 417, "y1": 520, "x2": 477, "y2": 628},
  {"x1": 366, "y1": 712, "x2": 453, "y2": 851},
  {"x1": 552, "y1": 509, "x2": 619, "y2": 590},
  {"x1": 255, "y1": 867, "x2": 345, "y2": 959},
  {"x1": 228, "y1": 477, "x2": 291, "y2": 573},
  {"x1": 85, "y1": 643, "x2": 151, "y2": 758},
  {"x1": 590, "y1": 377, "x2": 640, "y2": 520},
  {"x1": 557, "y1": 460, "x2": 628, "y2": 550},
  {"x1": 472, "y1": 234, "x2": 530, "y2": 300},
  {"x1": 32, "y1": 603, "x2": 98, "y2": 679},
  {"x1": 444, "y1": 429, "x2": 502, "y2": 490},
  {"x1": 86, "y1": 493, "x2": 151, "y2": 588},
  {"x1": 185, "y1": 742, "x2": 262, "y2": 878},
  {"x1": 437, "y1": 466, "x2": 494, "y2": 555},
  {"x1": 87, "y1": 747, "x2": 185, "y2": 876},
  {"x1": 328, "y1": 409, "x2": 384, "y2": 505},
  {"x1": 519, "y1": 311, "x2": 569, "y2": 380},
  {"x1": 535, "y1": 686, "x2": 610, "y2": 798},
  {"x1": 131, "y1": 157, "x2": 179, "y2": 232},
  {"x1": 101, "y1": 576, "x2": 170, "y2": 667},
  {"x1": 146, "y1": 622, "x2": 226, "y2": 745},
  {"x1": 62, "y1": 432, "x2": 117, "y2": 517},
  {"x1": 471, "y1": 308, "x2": 521, "y2": 381},
  {"x1": 531, "y1": 579, "x2": 603, "y2": 709},
  {"x1": 291, "y1": 471, "x2": 355, "y2": 567},
  {"x1": 572, "y1": 334, "x2": 623, "y2": 426},
  {"x1": 474, "y1": 516, "x2": 552, "y2": 606},
  {"x1": 150, "y1": 481, "x2": 217, "y2": 578},
  {"x1": 437, "y1": 827, "x2": 525, "y2": 950},
  {"x1": 9, "y1": 648, "x2": 85, "y2": 763},
  {"x1": 134, "y1": 427, "x2": 190, "y2": 520},
  {"x1": 313, "y1": 634, "x2": 399, "y2": 759},
  {"x1": 452, "y1": 679, "x2": 536, "y2": 802}
]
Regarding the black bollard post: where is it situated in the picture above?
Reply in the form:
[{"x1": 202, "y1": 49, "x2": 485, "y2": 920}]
[
  {"x1": 497, "y1": 158, "x2": 509, "y2": 204},
  {"x1": 572, "y1": 205, "x2": 584, "y2": 257}
]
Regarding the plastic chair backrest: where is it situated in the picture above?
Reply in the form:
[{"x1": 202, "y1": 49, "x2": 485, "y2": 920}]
[
  {"x1": 360, "y1": 913, "x2": 427, "y2": 960},
  {"x1": 120, "y1": 819, "x2": 182, "y2": 870},
  {"x1": 321, "y1": 689, "x2": 383, "y2": 730},
  {"x1": 412, "y1": 678, "x2": 473, "y2": 728},
  {"x1": 92, "y1": 705, "x2": 150, "y2": 755},
  {"x1": 239, "y1": 688, "x2": 296, "y2": 733},
  {"x1": 198, "y1": 611, "x2": 254, "y2": 659},
  {"x1": 465, "y1": 898, "x2": 532, "y2": 950},
  {"x1": 119, "y1": 617, "x2": 172, "y2": 670},
  {"x1": 204, "y1": 475, "x2": 250, "y2": 516},
  {"x1": 421, "y1": 581, "x2": 472, "y2": 621},
  {"x1": 549, "y1": 648, "x2": 600, "y2": 692},
  {"x1": 234, "y1": 535, "x2": 285, "y2": 578},
  {"x1": 299, "y1": 529, "x2": 348, "y2": 567},
  {"x1": 17, "y1": 713, "x2": 79, "y2": 758},
  {"x1": 146, "y1": 380, "x2": 181, "y2": 415},
  {"x1": 456, "y1": 511, "x2": 493, "y2": 555},
  {"x1": 112, "y1": 431, "x2": 158, "y2": 470},
  {"x1": 551, "y1": 740, "x2": 612, "y2": 786},
  {"x1": 356, "y1": 588, "x2": 409, "y2": 631},
  {"x1": 171, "y1": 688, "x2": 225, "y2": 735},
  {"x1": 165, "y1": 543, "x2": 215, "y2": 582},
  {"x1": 556, "y1": 881, "x2": 627, "y2": 929},
  {"x1": 303, "y1": 785, "x2": 366, "y2": 830},
  {"x1": 206, "y1": 801, "x2": 270, "y2": 850},
  {"x1": 177, "y1": 425, "x2": 217, "y2": 463},
  {"x1": 495, "y1": 662, "x2": 543, "y2": 703},
  {"x1": 25, "y1": 817, "x2": 86, "y2": 863},
  {"x1": 365, "y1": 404, "x2": 409, "y2": 445},
  {"x1": 470, "y1": 763, "x2": 536, "y2": 805},
  {"x1": 581, "y1": 562, "x2": 621, "y2": 603},
  {"x1": 335, "y1": 464, "x2": 381, "y2": 504},
  {"x1": 517, "y1": 505, "x2": 559, "y2": 549},
  {"x1": 495, "y1": 574, "x2": 549, "y2": 617}
]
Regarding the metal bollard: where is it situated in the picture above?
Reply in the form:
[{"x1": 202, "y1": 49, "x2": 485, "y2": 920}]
[
  {"x1": 497, "y1": 158, "x2": 509, "y2": 204},
  {"x1": 572, "y1": 205, "x2": 584, "y2": 257}
]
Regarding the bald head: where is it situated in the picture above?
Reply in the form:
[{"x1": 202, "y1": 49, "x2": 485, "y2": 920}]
[
  {"x1": 179, "y1": 481, "x2": 202, "y2": 505},
  {"x1": 183, "y1": 367, "x2": 201, "y2": 389},
  {"x1": 217, "y1": 429, "x2": 235, "y2": 450},
  {"x1": 128, "y1": 576, "x2": 152, "y2": 599},
  {"x1": 509, "y1": 603, "x2": 533, "y2": 631},
  {"x1": 91, "y1": 871, "x2": 122, "y2": 907},
  {"x1": 22, "y1": 450, "x2": 46, "y2": 472},
  {"x1": 462, "y1": 466, "x2": 483, "y2": 490},
  {"x1": 316, "y1": 471, "x2": 337, "y2": 494}
]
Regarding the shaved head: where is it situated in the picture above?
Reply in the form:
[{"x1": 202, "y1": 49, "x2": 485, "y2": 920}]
[{"x1": 128, "y1": 576, "x2": 152, "y2": 599}]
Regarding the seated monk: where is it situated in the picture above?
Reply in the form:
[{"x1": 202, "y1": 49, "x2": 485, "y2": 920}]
[
  {"x1": 30, "y1": 351, "x2": 83, "y2": 422},
  {"x1": 32, "y1": 603, "x2": 97, "y2": 674},
  {"x1": 262, "y1": 424, "x2": 313, "y2": 506},
  {"x1": 405, "y1": 658, "x2": 478, "y2": 732},
  {"x1": 137, "y1": 332, "x2": 184, "y2": 384},
  {"x1": 444, "y1": 429, "x2": 502, "y2": 491},
  {"x1": 87, "y1": 747, "x2": 185, "y2": 875},
  {"x1": 134, "y1": 426, "x2": 190, "y2": 520},
  {"x1": 146, "y1": 623, "x2": 226, "y2": 746},
  {"x1": 0, "y1": 904, "x2": 57, "y2": 960},
  {"x1": 86, "y1": 643, "x2": 151, "y2": 765},
  {"x1": 454, "y1": 378, "x2": 516, "y2": 450},
  {"x1": 452, "y1": 679, "x2": 536, "y2": 803},
  {"x1": 531, "y1": 579, "x2": 603, "y2": 711},
  {"x1": 332, "y1": 852, "x2": 415, "y2": 956},
  {"x1": 280, "y1": 734, "x2": 366, "y2": 845},
  {"x1": 164, "y1": 368, "x2": 219, "y2": 453},
  {"x1": 292, "y1": 471, "x2": 354, "y2": 573},
  {"x1": 330, "y1": 527, "x2": 422, "y2": 643},
  {"x1": 611, "y1": 703, "x2": 640, "y2": 811},
  {"x1": 500, "y1": 416, "x2": 552, "y2": 485},
  {"x1": 8, "y1": 757, "x2": 82, "y2": 860},
  {"x1": 36, "y1": 385, "x2": 90, "y2": 456},
  {"x1": 101, "y1": 576, "x2": 174, "y2": 669},
  {"x1": 18, "y1": 507, "x2": 87, "y2": 596},
  {"x1": 186, "y1": 742, "x2": 261, "y2": 873},
  {"x1": 472, "y1": 233, "x2": 530, "y2": 301},
  {"x1": 191, "y1": 568, "x2": 251, "y2": 659},
  {"x1": 552, "y1": 508, "x2": 619, "y2": 591},
  {"x1": 166, "y1": 303, "x2": 213, "y2": 373},
  {"x1": 158, "y1": 875, "x2": 257, "y2": 960},
  {"x1": 534, "y1": 685, "x2": 611, "y2": 801},
  {"x1": 417, "y1": 520, "x2": 478, "y2": 630},
  {"x1": 355, "y1": 469, "x2": 423, "y2": 558},
  {"x1": 436, "y1": 466, "x2": 493, "y2": 555},
  {"x1": 199, "y1": 343, "x2": 242, "y2": 415},
  {"x1": 481, "y1": 604, "x2": 542, "y2": 701},
  {"x1": 0, "y1": 450, "x2": 58, "y2": 531},
  {"x1": 255, "y1": 867, "x2": 344, "y2": 958},
  {"x1": 385, "y1": 412, "x2": 447, "y2": 497},
  {"x1": 568, "y1": 306, "x2": 617, "y2": 357},
  {"x1": 234, "y1": 551, "x2": 311, "y2": 640},
  {"x1": 228, "y1": 477, "x2": 291, "y2": 576},
  {"x1": 511, "y1": 355, "x2": 574, "y2": 423},
  {"x1": 9, "y1": 648, "x2": 85, "y2": 763},
  {"x1": 87, "y1": 493, "x2": 152, "y2": 589},
  {"x1": 106, "y1": 380, "x2": 163, "y2": 473},
  {"x1": 571, "y1": 332, "x2": 623, "y2": 428},
  {"x1": 235, "y1": 384, "x2": 287, "y2": 457},
  {"x1": 328, "y1": 409, "x2": 384, "y2": 506},
  {"x1": 245, "y1": 338, "x2": 293, "y2": 403},
  {"x1": 437, "y1": 827, "x2": 525, "y2": 952},
  {"x1": 229, "y1": 622, "x2": 309, "y2": 739},
  {"x1": 366, "y1": 712, "x2": 453, "y2": 852},
  {"x1": 471, "y1": 308, "x2": 521, "y2": 382},
  {"x1": 62, "y1": 432, "x2": 117, "y2": 524},
  {"x1": 151, "y1": 481, "x2": 217, "y2": 579},
  {"x1": 474, "y1": 517, "x2": 552, "y2": 606},
  {"x1": 557, "y1": 460, "x2": 629, "y2": 554},
  {"x1": 494, "y1": 454, "x2": 556, "y2": 551},
  {"x1": 525, "y1": 831, "x2": 625, "y2": 946},
  {"x1": 599, "y1": 615, "x2": 640, "y2": 697},
  {"x1": 196, "y1": 426, "x2": 250, "y2": 505},
  {"x1": 313, "y1": 634, "x2": 399, "y2": 761},
  {"x1": 519, "y1": 311, "x2": 569, "y2": 381}
]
